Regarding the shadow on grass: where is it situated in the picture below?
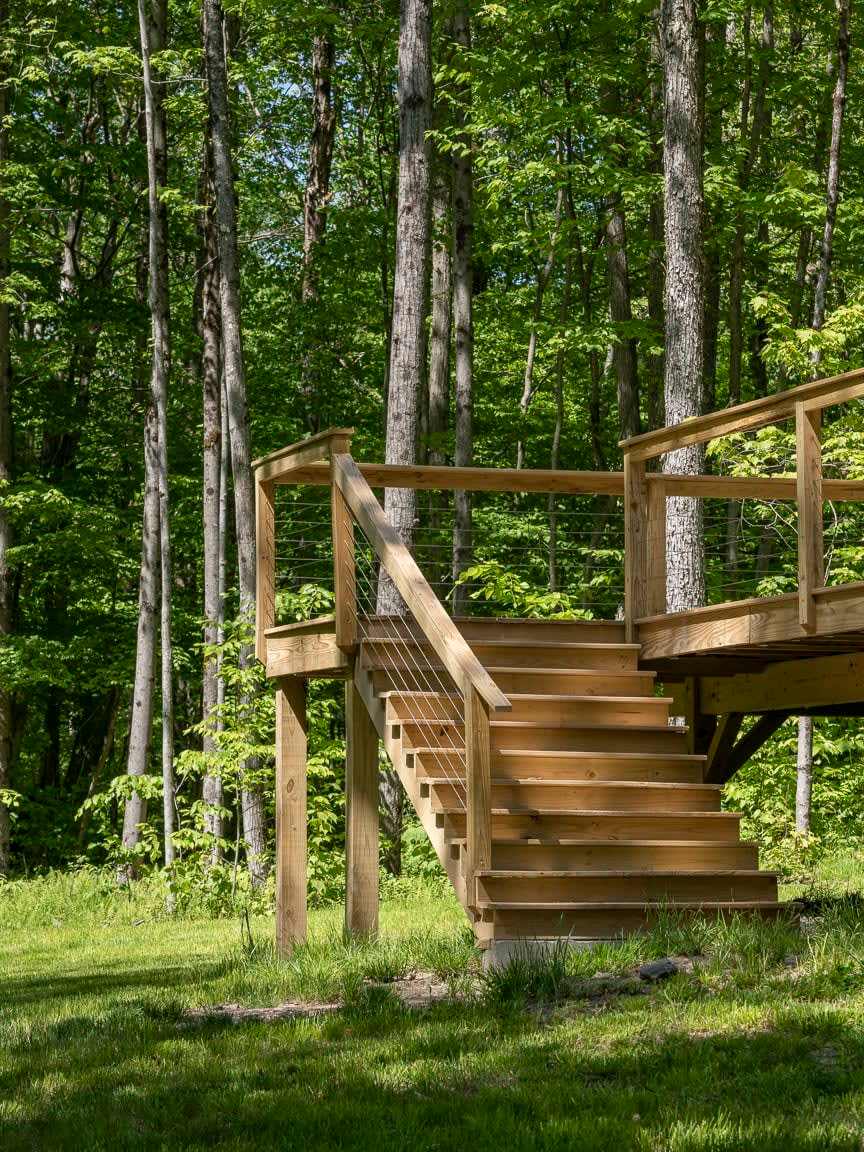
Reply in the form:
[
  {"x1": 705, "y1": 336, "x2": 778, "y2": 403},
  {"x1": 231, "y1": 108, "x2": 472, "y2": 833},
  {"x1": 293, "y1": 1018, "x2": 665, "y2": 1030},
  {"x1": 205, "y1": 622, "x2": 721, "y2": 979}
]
[
  {"x1": 0, "y1": 961, "x2": 225, "y2": 1006},
  {"x1": 3, "y1": 980, "x2": 863, "y2": 1152}
]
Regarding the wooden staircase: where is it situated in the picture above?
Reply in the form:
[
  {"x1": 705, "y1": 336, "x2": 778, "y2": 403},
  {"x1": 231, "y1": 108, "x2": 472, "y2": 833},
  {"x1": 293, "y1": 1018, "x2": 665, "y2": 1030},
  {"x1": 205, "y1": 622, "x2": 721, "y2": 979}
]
[{"x1": 358, "y1": 616, "x2": 781, "y2": 949}]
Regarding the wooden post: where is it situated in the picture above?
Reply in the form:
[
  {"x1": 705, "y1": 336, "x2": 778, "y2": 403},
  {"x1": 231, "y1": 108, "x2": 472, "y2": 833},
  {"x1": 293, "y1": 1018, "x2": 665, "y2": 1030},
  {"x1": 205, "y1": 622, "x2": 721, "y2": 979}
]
[
  {"x1": 275, "y1": 677, "x2": 307, "y2": 955},
  {"x1": 646, "y1": 477, "x2": 667, "y2": 617},
  {"x1": 331, "y1": 456, "x2": 357, "y2": 651},
  {"x1": 623, "y1": 453, "x2": 648, "y2": 641},
  {"x1": 344, "y1": 680, "x2": 379, "y2": 938},
  {"x1": 464, "y1": 684, "x2": 492, "y2": 905},
  {"x1": 796, "y1": 401, "x2": 823, "y2": 631},
  {"x1": 255, "y1": 477, "x2": 276, "y2": 664}
]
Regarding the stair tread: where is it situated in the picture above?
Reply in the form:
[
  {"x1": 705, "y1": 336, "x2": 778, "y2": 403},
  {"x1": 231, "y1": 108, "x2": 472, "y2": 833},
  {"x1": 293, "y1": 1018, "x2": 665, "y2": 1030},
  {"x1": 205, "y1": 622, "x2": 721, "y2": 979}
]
[
  {"x1": 477, "y1": 900, "x2": 785, "y2": 910},
  {"x1": 385, "y1": 691, "x2": 670, "y2": 706},
  {"x1": 477, "y1": 868, "x2": 777, "y2": 879},
  {"x1": 411, "y1": 748, "x2": 707, "y2": 763},
  {"x1": 451, "y1": 837, "x2": 761, "y2": 847},
  {"x1": 364, "y1": 637, "x2": 641, "y2": 651},
  {"x1": 426, "y1": 777, "x2": 720, "y2": 790},
  {"x1": 412, "y1": 720, "x2": 689, "y2": 732},
  {"x1": 486, "y1": 666, "x2": 655, "y2": 677},
  {"x1": 438, "y1": 806, "x2": 740, "y2": 817}
]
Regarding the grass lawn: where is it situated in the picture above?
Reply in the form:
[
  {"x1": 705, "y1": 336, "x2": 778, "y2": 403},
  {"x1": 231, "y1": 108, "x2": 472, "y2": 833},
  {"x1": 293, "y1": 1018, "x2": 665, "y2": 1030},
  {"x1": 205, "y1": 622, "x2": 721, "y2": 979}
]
[{"x1": 3, "y1": 860, "x2": 864, "y2": 1151}]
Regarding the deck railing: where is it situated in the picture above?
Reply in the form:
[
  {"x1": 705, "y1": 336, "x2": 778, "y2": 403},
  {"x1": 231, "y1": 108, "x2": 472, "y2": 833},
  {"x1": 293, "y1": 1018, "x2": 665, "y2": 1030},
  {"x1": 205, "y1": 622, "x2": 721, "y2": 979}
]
[{"x1": 621, "y1": 366, "x2": 864, "y2": 642}]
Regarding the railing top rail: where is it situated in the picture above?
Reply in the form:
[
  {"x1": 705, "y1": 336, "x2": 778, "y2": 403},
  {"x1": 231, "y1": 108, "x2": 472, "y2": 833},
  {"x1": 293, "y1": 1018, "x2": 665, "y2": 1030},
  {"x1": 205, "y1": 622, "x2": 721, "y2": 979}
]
[
  {"x1": 253, "y1": 427, "x2": 354, "y2": 482},
  {"x1": 619, "y1": 366, "x2": 864, "y2": 463},
  {"x1": 331, "y1": 452, "x2": 511, "y2": 714}
]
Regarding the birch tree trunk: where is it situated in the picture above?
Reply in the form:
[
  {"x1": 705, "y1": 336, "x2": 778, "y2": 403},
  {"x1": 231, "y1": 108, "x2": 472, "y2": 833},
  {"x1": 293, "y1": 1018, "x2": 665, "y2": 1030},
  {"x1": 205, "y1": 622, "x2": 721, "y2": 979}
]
[
  {"x1": 200, "y1": 149, "x2": 223, "y2": 861},
  {"x1": 0, "y1": 0, "x2": 12, "y2": 874},
  {"x1": 203, "y1": 0, "x2": 267, "y2": 883},
  {"x1": 138, "y1": 0, "x2": 175, "y2": 871},
  {"x1": 427, "y1": 139, "x2": 451, "y2": 468},
  {"x1": 797, "y1": 0, "x2": 850, "y2": 837},
  {"x1": 451, "y1": 0, "x2": 473, "y2": 615},
  {"x1": 661, "y1": 0, "x2": 706, "y2": 613},
  {"x1": 377, "y1": 0, "x2": 432, "y2": 616},
  {"x1": 301, "y1": 30, "x2": 337, "y2": 431}
]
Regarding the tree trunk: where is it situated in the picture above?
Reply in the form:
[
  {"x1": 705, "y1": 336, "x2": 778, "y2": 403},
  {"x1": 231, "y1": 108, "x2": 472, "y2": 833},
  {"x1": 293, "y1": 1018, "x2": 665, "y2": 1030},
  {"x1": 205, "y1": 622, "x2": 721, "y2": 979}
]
[
  {"x1": 377, "y1": 0, "x2": 432, "y2": 616},
  {"x1": 661, "y1": 0, "x2": 706, "y2": 613},
  {"x1": 301, "y1": 30, "x2": 337, "y2": 432},
  {"x1": 200, "y1": 148, "x2": 223, "y2": 862},
  {"x1": 646, "y1": 10, "x2": 665, "y2": 430},
  {"x1": 795, "y1": 715, "x2": 813, "y2": 833},
  {"x1": 451, "y1": 0, "x2": 473, "y2": 615},
  {"x1": 0, "y1": 0, "x2": 12, "y2": 876},
  {"x1": 203, "y1": 0, "x2": 267, "y2": 883},
  {"x1": 605, "y1": 203, "x2": 640, "y2": 440},
  {"x1": 797, "y1": 0, "x2": 850, "y2": 835},
  {"x1": 138, "y1": 0, "x2": 175, "y2": 872},
  {"x1": 427, "y1": 137, "x2": 451, "y2": 468}
]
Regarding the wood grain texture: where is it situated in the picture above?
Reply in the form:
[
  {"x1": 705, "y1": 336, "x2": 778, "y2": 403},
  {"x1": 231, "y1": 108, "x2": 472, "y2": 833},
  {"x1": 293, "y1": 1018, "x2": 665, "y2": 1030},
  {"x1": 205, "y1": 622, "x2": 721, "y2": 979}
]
[
  {"x1": 276, "y1": 677, "x2": 307, "y2": 954},
  {"x1": 700, "y1": 651, "x2": 864, "y2": 714},
  {"x1": 265, "y1": 617, "x2": 351, "y2": 678},
  {"x1": 344, "y1": 681, "x2": 379, "y2": 938},
  {"x1": 623, "y1": 455, "x2": 648, "y2": 641},
  {"x1": 330, "y1": 466, "x2": 356, "y2": 651},
  {"x1": 465, "y1": 685, "x2": 492, "y2": 902},
  {"x1": 796, "y1": 402, "x2": 823, "y2": 630},
  {"x1": 252, "y1": 427, "x2": 353, "y2": 480},
  {"x1": 255, "y1": 478, "x2": 276, "y2": 664}
]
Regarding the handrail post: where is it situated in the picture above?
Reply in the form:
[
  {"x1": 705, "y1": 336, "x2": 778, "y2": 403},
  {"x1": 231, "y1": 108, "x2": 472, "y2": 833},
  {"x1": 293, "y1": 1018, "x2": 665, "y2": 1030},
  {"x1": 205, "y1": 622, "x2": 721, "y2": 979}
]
[
  {"x1": 464, "y1": 683, "x2": 492, "y2": 906},
  {"x1": 646, "y1": 476, "x2": 667, "y2": 617},
  {"x1": 623, "y1": 453, "x2": 648, "y2": 641},
  {"x1": 331, "y1": 454, "x2": 357, "y2": 651},
  {"x1": 255, "y1": 476, "x2": 276, "y2": 664},
  {"x1": 796, "y1": 400, "x2": 823, "y2": 631}
]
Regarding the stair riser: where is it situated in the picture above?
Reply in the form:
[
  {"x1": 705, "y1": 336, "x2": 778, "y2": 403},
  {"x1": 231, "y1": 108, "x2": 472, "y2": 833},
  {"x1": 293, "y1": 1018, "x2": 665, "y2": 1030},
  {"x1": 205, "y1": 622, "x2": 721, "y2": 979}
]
[
  {"x1": 480, "y1": 904, "x2": 784, "y2": 941},
  {"x1": 442, "y1": 813, "x2": 741, "y2": 842},
  {"x1": 399, "y1": 723, "x2": 689, "y2": 754},
  {"x1": 489, "y1": 670, "x2": 655, "y2": 696},
  {"x1": 454, "y1": 619, "x2": 627, "y2": 645},
  {"x1": 430, "y1": 782, "x2": 721, "y2": 812},
  {"x1": 476, "y1": 875, "x2": 778, "y2": 904},
  {"x1": 491, "y1": 843, "x2": 759, "y2": 870},
  {"x1": 412, "y1": 751, "x2": 705, "y2": 784},
  {"x1": 362, "y1": 642, "x2": 639, "y2": 672},
  {"x1": 387, "y1": 696, "x2": 671, "y2": 728}
]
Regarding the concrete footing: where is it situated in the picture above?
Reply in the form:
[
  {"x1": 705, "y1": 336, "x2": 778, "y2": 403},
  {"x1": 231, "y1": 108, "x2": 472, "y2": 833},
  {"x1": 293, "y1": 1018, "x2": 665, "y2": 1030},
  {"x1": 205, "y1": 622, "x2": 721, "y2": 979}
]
[{"x1": 480, "y1": 937, "x2": 611, "y2": 970}]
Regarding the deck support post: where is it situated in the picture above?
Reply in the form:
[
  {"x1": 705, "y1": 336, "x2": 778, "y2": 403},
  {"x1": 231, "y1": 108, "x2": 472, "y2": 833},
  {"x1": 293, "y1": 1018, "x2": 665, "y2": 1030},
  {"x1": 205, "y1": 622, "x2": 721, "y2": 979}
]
[
  {"x1": 344, "y1": 680, "x2": 379, "y2": 939},
  {"x1": 275, "y1": 677, "x2": 307, "y2": 955},
  {"x1": 255, "y1": 478, "x2": 276, "y2": 663},
  {"x1": 796, "y1": 402, "x2": 823, "y2": 631},
  {"x1": 465, "y1": 685, "x2": 492, "y2": 906}
]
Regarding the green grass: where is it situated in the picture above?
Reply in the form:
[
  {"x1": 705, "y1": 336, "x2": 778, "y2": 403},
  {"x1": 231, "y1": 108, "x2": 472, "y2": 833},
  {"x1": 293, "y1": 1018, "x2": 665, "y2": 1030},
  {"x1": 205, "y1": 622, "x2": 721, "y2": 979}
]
[{"x1": 3, "y1": 861, "x2": 864, "y2": 1151}]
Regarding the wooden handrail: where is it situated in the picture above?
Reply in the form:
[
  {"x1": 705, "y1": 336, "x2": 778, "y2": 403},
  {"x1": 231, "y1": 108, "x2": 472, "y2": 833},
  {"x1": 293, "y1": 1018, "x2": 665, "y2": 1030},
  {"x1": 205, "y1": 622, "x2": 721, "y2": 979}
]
[
  {"x1": 263, "y1": 459, "x2": 864, "y2": 502},
  {"x1": 619, "y1": 366, "x2": 864, "y2": 463},
  {"x1": 253, "y1": 427, "x2": 354, "y2": 483},
  {"x1": 332, "y1": 453, "x2": 510, "y2": 713}
]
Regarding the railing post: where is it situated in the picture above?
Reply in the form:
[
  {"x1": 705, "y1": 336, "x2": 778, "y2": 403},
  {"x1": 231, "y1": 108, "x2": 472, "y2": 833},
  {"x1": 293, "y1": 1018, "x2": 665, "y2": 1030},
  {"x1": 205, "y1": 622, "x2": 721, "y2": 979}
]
[
  {"x1": 464, "y1": 683, "x2": 492, "y2": 905},
  {"x1": 255, "y1": 476, "x2": 276, "y2": 664},
  {"x1": 646, "y1": 476, "x2": 667, "y2": 617},
  {"x1": 623, "y1": 453, "x2": 648, "y2": 641},
  {"x1": 796, "y1": 400, "x2": 823, "y2": 631},
  {"x1": 344, "y1": 680, "x2": 379, "y2": 939},
  {"x1": 275, "y1": 676, "x2": 307, "y2": 955},
  {"x1": 331, "y1": 454, "x2": 357, "y2": 651}
]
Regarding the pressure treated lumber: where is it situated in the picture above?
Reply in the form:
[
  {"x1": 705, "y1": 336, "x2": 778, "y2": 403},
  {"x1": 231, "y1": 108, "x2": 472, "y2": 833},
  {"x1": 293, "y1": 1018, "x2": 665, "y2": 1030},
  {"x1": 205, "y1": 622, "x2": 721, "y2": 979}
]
[
  {"x1": 699, "y1": 651, "x2": 864, "y2": 714},
  {"x1": 275, "y1": 677, "x2": 307, "y2": 954},
  {"x1": 796, "y1": 401, "x2": 823, "y2": 631},
  {"x1": 344, "y1": 681, "x2": 379, "y2": 938}
]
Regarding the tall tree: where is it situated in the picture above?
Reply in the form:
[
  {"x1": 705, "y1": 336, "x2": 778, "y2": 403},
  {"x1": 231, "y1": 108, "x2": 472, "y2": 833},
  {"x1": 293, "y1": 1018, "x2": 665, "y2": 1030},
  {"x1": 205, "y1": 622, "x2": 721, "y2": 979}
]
[
  {"x1": 797, "y1": 0, "x2": 851, "y2": 835},
  {"x1": 203, "y1": 0, "x2": 267, "y2": 883},
  {"x1": 377, "y1": 0, "x2": 432, "y2": 614},
  {"x1": 660, "y1": 0, "x2": 706, "y2": 612},
  {"x1": 0, "y1": 0, "x2": 12, "y2": 875},
  {"x1": 451, "y1": 0, "x2": 473, "y2": 613},
  {"x1": 301, "y1": 28, "x2": 337, "y2": 431}
]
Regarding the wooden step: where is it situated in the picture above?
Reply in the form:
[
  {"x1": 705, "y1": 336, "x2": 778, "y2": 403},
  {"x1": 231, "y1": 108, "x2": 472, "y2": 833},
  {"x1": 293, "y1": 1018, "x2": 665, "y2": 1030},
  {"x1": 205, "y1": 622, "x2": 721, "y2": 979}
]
[
  {"x1": 410, "y1": 748, "x2": 706, "y2": 784},
  {"x1": 483, "y1": 839, "x2": 760, "y2": 871},
  {"x1": 439, "y1": 809, "x2": 742, "y2": 842},
  {"x1": 399, "y1": 720, "x2": 690, "y2": 755},
  {"x1": 424, "y1": 778, "x2": 721, "y2": 813},
  {"x1": 475, "y1": 869, "x2": 778, "y2": 904},
  {"x1": 453, "y1": 617, "x2": 627, "y2": 645},
  {"x1": 385, "y1": 692, "x2": 672, "y2": 728},
  {"x1": 477, "y1": 901, "x2": 787, "y2": 941},
  {"x1": 372, "y1": 666, "x2": 656, "y2": 697},
  {"x1": 361, "y1": 637, "x2": 640, "y2": 672}
]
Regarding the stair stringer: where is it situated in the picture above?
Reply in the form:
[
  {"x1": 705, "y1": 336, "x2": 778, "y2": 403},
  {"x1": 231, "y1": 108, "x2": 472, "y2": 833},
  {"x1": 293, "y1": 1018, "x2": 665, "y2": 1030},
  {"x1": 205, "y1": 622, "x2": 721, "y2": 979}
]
[{"x1": 352, "y1": 662, "x2": 471, "y2": 916}]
